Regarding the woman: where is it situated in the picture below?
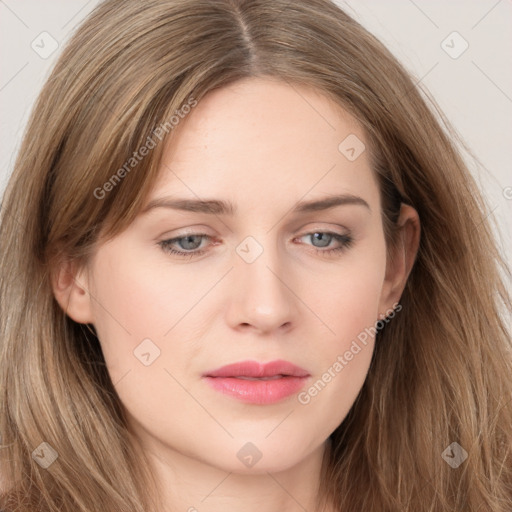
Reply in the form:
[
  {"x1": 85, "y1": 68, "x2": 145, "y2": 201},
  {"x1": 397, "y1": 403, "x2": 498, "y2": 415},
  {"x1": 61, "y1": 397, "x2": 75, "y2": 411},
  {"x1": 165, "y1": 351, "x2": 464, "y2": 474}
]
[{"x1": 1, "y1": 0, "x2": 511, "y2": 510}]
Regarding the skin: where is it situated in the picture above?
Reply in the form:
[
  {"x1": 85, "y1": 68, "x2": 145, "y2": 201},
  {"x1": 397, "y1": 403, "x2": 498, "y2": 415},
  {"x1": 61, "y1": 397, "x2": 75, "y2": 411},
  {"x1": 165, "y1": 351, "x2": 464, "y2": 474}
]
[{"x1": 53, "y1": 77, "x2": 420, "y2": 512}]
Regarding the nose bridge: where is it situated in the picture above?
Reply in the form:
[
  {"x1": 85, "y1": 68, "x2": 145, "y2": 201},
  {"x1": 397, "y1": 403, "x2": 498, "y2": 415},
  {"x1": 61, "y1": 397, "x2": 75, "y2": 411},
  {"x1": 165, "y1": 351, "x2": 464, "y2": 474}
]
[{"x1": 230, "y1": 232, "x2": 295, "y2": 331}]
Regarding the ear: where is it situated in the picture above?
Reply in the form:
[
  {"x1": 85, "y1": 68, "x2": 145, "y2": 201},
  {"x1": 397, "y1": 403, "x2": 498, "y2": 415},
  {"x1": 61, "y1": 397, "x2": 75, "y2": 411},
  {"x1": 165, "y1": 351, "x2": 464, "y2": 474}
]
[
  {"x1": 51, "y1": 259, "x2": 94, "y2": 324},
  {"x1": 378, "y1": 204, "x2": 420, "y2": 317}
]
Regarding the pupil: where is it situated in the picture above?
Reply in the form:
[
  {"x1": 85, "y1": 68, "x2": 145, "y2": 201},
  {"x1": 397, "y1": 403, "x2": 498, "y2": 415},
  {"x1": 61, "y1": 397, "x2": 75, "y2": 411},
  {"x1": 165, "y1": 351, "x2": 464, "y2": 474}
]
[
  {"x1": 181, "y1": 235, "x2": 201, "y2": 250},
  {"x1": 313, "y1": 232, "x2": 331, "y2": 247}
]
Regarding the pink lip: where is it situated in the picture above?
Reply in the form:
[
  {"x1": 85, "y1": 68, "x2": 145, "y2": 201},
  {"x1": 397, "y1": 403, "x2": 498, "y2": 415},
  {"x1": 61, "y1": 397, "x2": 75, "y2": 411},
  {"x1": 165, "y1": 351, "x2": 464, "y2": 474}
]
[{"x1": 202, "y1": 359, "x2": 310, "y2": 404}]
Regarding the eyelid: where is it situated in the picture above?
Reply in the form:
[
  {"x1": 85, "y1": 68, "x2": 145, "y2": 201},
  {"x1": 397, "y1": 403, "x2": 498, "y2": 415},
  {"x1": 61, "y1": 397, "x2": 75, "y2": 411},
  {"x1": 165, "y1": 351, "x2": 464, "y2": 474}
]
[
  {"x1": 158, "y1": 227, "x2": 354, "y2": 259},
  {"x1": 159, "y1": 225, "x2": 350, "y2": 246}
]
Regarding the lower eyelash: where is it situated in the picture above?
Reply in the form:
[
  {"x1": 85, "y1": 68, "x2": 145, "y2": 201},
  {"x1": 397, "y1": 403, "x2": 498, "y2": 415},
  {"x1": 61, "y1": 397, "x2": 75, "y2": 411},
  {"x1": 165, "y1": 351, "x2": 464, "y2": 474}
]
[
  {"x1": 159, "y1": 232, "x2": 353, "y2": 258},
  {"x1": 159, "y1": 235, "x2": 210, "y2": 259}
]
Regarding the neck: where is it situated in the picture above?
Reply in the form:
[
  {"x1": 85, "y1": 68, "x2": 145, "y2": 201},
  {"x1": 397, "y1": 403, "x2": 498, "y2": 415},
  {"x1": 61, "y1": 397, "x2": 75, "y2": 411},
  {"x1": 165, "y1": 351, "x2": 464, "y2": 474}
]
[{"x1": 132, "y1": 426, "x2": 335, "y2": 512}]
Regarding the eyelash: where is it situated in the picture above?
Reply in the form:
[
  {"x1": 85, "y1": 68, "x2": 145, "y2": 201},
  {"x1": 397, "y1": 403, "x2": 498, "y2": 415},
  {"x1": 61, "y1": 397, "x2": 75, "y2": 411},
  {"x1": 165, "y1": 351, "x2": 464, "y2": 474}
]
[{"x1": 158, "y1": 231, "x2": 353, "y2": 259}]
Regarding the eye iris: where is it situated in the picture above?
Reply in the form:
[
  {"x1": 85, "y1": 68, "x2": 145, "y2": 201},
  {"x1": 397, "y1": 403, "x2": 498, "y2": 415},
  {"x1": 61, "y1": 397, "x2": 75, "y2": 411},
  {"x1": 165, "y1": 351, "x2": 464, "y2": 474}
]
[
  {"x1": 311, "y1": 232, "x2": 332, "y2": 248},
  {"x1": 179, "y1": 235, "x2": 203, "y2": 250}
]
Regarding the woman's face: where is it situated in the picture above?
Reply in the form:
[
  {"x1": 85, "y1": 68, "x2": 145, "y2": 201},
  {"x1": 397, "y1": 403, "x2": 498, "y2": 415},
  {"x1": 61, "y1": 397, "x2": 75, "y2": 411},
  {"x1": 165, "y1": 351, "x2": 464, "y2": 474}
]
[{"x1": 58, "y1": 77, "x2": 409, "y2": 474}]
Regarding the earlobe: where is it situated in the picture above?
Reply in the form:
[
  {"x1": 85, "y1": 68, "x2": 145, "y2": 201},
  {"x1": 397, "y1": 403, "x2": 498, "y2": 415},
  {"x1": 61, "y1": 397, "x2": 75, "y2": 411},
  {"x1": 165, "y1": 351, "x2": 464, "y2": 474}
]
[
  {"x1": 51, "y1": 259, "x2": 94, "y2": 324},
  {"x1": 378, "y1": 204, "x2": 421, "y2": 315}
]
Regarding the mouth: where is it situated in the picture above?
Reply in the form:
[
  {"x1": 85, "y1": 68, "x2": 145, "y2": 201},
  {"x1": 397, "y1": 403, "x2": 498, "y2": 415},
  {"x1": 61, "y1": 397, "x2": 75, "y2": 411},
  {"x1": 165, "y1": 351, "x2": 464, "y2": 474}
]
[
  {"x1": 203, "y1": 359, "x2": 310, "y2": 378},
  {"x1": 235, "y1": 375, "x2": 286, "y2": 380},
  {"x1": 202, "y1": 360, "x2": 310, "y2": 404}
]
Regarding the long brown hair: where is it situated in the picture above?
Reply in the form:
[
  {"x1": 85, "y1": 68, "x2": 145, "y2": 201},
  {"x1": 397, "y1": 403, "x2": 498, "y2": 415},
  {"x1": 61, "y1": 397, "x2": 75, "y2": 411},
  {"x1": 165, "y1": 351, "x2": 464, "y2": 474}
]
[{"x1": 1, "y1": 0, "x2": 511, "y2": 510}]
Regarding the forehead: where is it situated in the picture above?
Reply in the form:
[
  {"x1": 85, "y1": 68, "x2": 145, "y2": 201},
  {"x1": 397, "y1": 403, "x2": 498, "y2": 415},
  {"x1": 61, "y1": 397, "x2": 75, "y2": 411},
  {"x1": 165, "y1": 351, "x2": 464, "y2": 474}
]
[{"x1": 147, "y1": 77, "x2": 379, "y2": 211}]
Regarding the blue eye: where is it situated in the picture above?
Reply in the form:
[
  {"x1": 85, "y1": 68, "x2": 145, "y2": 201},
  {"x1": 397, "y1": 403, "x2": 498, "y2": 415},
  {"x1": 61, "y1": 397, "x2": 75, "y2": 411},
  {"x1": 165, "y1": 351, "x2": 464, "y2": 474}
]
[
  {"x1": 158, "y1": 231, "x2": 353, "y2": 259},
  {"x1": 299, "y1": 232, "x2": 353, "y2": 255},
  {"x1": 159, "y1": 234, "x2": 210, "y2": 259}
]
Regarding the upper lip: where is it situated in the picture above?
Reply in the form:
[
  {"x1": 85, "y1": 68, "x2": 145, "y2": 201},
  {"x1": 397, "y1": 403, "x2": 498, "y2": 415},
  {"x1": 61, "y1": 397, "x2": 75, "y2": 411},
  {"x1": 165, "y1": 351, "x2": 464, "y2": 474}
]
[{"x1": 203, "y1": 359, "x2": 310, "y2": 378}]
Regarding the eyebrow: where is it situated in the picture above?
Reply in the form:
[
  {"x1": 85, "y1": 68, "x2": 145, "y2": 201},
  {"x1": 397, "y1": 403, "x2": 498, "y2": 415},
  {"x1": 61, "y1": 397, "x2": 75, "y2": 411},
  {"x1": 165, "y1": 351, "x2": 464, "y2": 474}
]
[{"x1": 141, "y1": 193, "x2": 371, "y2": 215}]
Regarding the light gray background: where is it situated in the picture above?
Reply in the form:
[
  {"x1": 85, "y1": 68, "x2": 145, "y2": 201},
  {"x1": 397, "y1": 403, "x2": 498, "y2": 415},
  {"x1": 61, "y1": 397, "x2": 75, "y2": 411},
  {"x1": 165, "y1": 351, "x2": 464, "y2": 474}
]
[{"x1": 1, "y1": 0, "x2": 511, "y2": 274}]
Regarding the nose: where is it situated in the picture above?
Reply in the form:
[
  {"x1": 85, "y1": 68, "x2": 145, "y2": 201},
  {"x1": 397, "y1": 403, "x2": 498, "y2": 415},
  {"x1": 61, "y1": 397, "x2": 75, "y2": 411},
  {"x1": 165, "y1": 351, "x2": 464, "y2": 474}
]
[{"x1": 225, "y1": 238, "x2": 298, "y2": 334}]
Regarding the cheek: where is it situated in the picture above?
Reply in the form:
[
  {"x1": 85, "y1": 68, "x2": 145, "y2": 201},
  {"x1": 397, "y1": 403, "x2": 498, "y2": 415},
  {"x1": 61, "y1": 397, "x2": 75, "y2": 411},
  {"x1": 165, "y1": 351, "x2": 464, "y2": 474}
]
[
  {"x1": 311, "y1": 237, "x2": 387, "y2": 347},
  {"x1": 295, "y1": 237, "x2": 387, "y2": 423},
  {"x1": 87, "y1": 249, "x2": 178, "y2": 384}
]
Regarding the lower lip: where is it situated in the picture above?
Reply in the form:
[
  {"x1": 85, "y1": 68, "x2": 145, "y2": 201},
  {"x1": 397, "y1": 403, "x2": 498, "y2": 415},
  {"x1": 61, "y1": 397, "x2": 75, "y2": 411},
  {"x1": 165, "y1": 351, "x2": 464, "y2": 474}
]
[{"x1": 203, "y1": 376, "x2": 309, "y2": 404}]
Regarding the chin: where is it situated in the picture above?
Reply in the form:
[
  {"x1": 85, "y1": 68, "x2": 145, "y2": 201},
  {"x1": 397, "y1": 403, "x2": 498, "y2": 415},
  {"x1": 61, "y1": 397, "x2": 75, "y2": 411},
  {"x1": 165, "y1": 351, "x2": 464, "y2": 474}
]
[{"x1": 204, "y1": 435, "x2": 321, "y2": 475}]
